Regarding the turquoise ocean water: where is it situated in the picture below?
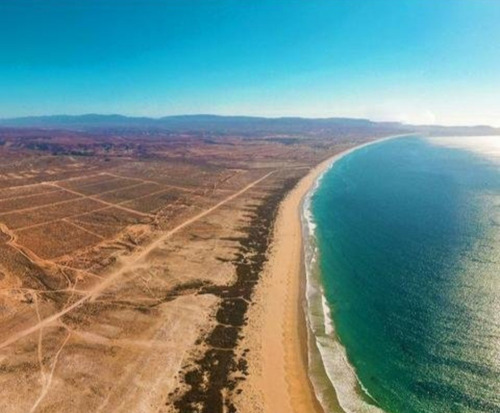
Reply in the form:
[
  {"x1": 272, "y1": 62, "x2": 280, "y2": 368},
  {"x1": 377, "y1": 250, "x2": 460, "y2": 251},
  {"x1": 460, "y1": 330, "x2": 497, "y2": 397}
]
[{"x1": 304, "y1": 136, "x2": 500, "y2": 413}]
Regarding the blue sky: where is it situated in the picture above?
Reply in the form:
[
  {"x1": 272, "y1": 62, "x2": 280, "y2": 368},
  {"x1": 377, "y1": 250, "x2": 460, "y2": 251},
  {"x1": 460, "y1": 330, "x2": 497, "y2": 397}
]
[{"x1": 1, "y1": 0, "x2": 499, "y2": 125}]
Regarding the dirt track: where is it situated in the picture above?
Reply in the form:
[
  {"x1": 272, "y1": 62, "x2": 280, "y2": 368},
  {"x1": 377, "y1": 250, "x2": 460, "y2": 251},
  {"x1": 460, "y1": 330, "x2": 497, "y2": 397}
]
[{"x1": 0, "y1": 170, "x2": 274, "y2": 351}]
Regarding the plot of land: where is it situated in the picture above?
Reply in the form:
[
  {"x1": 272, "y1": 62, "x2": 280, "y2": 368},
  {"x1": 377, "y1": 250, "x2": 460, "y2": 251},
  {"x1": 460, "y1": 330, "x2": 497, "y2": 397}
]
[
  {"x1": 16, "y1": 220, "x2": 102, "y2": 259},
  {"x1": 0, "y1": 126, "x2": 380, "y2": 413}
]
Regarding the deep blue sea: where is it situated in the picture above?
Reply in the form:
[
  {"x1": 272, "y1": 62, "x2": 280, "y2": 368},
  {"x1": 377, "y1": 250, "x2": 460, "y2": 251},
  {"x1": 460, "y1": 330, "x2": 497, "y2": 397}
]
[{"x1": 305, "y1": 136, "x2": 500, "y2": 413}]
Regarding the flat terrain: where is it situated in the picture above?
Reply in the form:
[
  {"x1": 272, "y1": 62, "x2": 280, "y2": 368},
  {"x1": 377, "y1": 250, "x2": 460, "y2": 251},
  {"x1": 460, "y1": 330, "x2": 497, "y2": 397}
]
[{"x1": 0, "y1": 127, "x2": 384, "y2": 413}]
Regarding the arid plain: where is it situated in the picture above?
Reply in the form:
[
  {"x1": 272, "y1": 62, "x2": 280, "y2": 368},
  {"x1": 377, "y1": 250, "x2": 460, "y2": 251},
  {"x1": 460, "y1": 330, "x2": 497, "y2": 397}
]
[{"x1": 0, "y1": 125, "x2": 392, "y2": 413}]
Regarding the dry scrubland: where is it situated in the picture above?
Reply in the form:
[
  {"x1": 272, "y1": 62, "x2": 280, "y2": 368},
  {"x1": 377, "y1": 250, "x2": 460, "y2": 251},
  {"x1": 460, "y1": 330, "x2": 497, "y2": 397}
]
[{"x1": 0, "y1": 128, "x2": 383, "y2": 413}]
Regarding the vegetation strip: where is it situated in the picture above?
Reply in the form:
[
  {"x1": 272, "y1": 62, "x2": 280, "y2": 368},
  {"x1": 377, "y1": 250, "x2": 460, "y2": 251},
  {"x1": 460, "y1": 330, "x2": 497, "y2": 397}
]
[{"x1": 171, "y1": 177, "x2": 299, "y2": 413}]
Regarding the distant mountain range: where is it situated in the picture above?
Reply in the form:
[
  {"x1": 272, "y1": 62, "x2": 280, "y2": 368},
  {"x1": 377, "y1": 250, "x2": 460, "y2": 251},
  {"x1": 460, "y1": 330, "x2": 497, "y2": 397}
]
[{"x1": 0, "y1": 114, "x2": 498, "y2": 136}]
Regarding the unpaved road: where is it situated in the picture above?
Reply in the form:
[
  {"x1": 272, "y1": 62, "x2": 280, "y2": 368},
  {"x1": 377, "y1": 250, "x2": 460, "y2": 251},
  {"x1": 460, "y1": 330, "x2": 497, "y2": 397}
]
[{"x1": 0, "y1": 171, "x2": 274, "y2": 350}]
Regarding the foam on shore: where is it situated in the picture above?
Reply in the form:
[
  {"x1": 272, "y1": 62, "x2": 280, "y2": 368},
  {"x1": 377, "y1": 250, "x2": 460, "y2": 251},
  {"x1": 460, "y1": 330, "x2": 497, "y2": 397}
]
[
  {"x1": 302, "y1": 186, "x2": 383, "y2": 413},
  {"x1": 299, "y1": 137, "x2": 409, "y2": 413},
  {"x1": 302, "y1": 134, "x2": 500, "y2": 413}
]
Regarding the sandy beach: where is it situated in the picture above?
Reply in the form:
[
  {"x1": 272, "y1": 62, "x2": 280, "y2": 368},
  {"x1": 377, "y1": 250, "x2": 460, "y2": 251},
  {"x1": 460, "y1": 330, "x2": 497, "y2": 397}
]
[
  {"x1": 237, "y1": 136, "x2": 408, "y2": 413},
  {"x1": 0, "y1": 128, "x2": 405, "y2": 412},
  {"x1": 235, "y1": 154, "x2": 338, "y2": 413}
]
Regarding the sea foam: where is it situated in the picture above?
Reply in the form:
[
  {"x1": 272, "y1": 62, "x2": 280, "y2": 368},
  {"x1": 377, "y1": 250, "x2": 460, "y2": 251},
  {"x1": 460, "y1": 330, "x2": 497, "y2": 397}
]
[{"x1": 301, "y1": 159, "x2": 385, "y2": 413}]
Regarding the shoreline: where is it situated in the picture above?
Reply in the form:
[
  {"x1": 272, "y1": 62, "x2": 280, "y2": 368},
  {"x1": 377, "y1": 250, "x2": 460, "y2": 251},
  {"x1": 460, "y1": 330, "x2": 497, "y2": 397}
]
[
  {"x1": 239, "y1": 153, "x2": 336, "y2": 413},
  {"x1": 237, "y1": 134, "x2": 409, "y2": 413}
]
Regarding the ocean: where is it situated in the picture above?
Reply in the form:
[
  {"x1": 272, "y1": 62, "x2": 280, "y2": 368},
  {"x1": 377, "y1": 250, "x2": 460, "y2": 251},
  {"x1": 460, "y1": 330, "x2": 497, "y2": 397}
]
[{"x1": 303, "y1": 136, "x2": 500, "y2": 413}]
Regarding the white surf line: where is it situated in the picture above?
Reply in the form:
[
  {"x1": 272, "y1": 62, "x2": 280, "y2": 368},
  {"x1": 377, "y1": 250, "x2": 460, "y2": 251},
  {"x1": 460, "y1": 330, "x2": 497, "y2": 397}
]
[
  {"x1": 301, "y1": 135, "x2": 412, "y2": 413},
  {"x1": 0, "y1": 170, "x2": 275, "y2": 350}
]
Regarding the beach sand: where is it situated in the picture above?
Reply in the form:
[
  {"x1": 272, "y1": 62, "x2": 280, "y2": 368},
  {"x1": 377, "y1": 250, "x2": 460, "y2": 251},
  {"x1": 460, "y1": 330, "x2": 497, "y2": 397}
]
[
  {"x1": 236, "y1": 136, "x2": 407, "y2": 413},
  {"x1": 235, "y1": 155, "x2": 340, "y2": 413}
]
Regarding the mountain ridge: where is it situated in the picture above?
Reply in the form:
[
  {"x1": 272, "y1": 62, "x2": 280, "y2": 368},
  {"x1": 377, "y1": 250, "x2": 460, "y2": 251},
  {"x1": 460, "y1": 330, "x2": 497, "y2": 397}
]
[{"x1": 0, "y1": 114, "x2": 498, "y2": 136}]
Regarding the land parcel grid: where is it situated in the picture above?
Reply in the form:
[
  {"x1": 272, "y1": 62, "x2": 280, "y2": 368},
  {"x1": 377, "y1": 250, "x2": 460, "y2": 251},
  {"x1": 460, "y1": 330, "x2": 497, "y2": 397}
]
[{"x1": 0, "y1": 127, "x2": 383, "y2": 413}]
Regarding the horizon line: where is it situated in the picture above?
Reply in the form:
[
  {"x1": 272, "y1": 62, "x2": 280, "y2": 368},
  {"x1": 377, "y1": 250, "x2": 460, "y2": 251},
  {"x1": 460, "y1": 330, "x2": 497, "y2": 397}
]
[{"x1": 0, "y1": 112, "x2": 498, "y2": 129}]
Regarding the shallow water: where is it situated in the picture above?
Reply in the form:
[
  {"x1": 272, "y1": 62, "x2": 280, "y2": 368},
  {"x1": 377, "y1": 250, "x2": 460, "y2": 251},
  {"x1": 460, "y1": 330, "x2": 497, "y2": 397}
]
[{"x1": 307, "y1": 136, "x2": 500, "y2": 413}]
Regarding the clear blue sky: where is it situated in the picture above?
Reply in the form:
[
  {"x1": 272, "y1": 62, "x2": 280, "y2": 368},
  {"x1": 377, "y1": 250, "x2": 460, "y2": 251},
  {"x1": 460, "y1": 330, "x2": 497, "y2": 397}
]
[{"x1": 1, "y1": 0, "x2": 499, "y2": 125}]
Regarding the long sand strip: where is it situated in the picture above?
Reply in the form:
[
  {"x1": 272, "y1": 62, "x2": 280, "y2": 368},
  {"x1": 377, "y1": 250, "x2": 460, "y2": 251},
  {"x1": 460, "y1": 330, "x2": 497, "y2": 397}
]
[
  {"x1": 237, "y1": 155, "x2": 336, "y2": 413},
  {"x1": 240, "y1": 135, "x2": 410, "y2": 413},
  {"x1": 262, "y1": 155, "x2": 338, "y2": 413}
]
